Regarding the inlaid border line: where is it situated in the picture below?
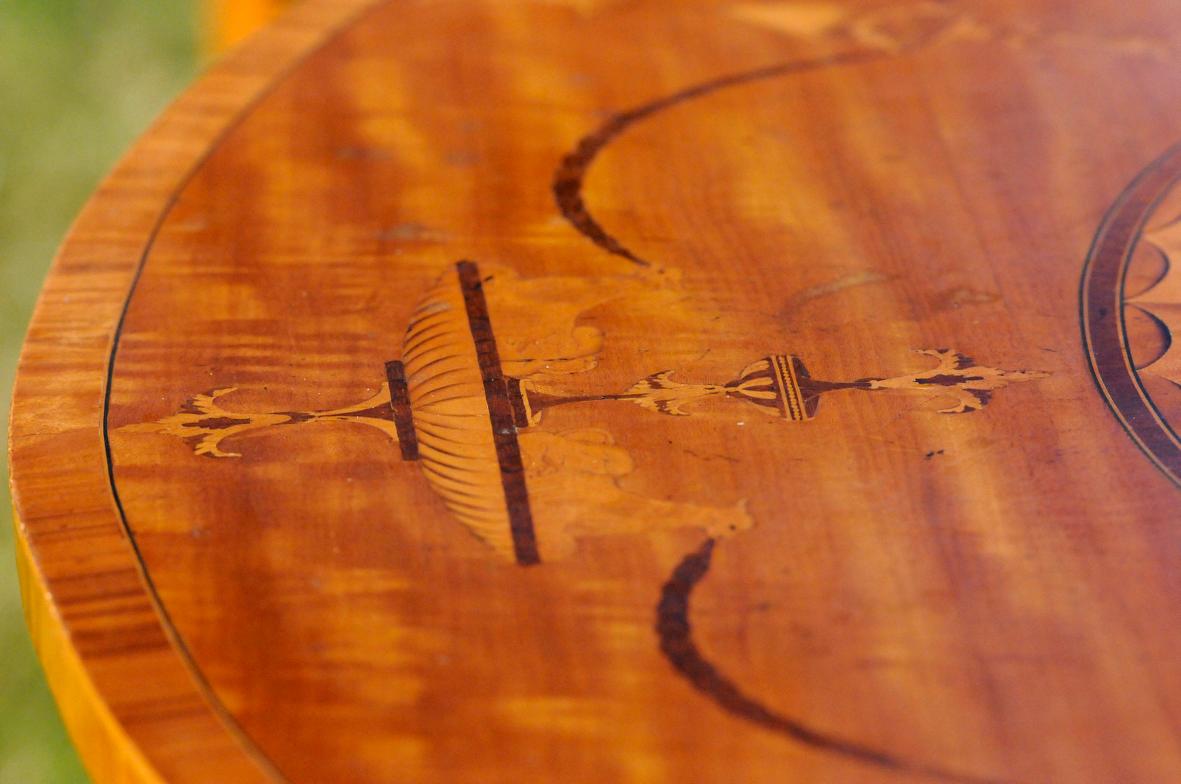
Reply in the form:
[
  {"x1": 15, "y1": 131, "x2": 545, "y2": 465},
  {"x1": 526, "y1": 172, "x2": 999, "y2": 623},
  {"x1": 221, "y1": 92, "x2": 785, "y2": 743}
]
[
  {"x1": 98, "y1": 3, "x2": 389, "y2": 780},
  {"x1": 1080, "y1": 141, "x2": 1181, "y2": 488}
]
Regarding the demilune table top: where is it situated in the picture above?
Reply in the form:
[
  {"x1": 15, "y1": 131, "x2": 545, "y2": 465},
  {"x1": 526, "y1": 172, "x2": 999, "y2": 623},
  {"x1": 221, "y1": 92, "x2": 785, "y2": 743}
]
[{"x1": 12, "y1": 1, "x2": 1181, "y2": 782}]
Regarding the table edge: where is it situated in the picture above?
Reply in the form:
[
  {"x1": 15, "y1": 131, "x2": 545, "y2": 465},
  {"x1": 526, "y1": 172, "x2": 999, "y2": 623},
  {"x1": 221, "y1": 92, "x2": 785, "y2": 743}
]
[{"x1": 8, "y1": 1, "x2": 383, "y2": 781}]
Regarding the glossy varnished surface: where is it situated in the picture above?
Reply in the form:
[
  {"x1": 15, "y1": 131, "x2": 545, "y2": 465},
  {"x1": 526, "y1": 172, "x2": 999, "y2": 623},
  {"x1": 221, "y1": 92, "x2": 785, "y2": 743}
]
[{"x1": 14, "y1": 1, "x2": 1181, "y2": 782}]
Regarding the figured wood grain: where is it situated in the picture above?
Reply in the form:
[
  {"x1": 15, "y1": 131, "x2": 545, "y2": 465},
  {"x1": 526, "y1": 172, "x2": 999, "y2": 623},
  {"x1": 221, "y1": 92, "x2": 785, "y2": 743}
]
[
  {"x1": 13, "y1": 518, "x2": 164, "y2": 784},
  {"x1": 14, "y1": 1, "x2": 1181, "y2": 782},
  {"x1": 9, "y1": 2, "x2": 380, "y2": 781}
]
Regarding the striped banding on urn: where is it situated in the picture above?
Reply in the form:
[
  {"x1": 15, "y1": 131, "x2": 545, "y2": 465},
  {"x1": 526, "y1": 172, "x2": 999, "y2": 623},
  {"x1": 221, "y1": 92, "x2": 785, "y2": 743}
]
[{"x1": 729, "y1": 355, "x2": 817, "y2": 421}]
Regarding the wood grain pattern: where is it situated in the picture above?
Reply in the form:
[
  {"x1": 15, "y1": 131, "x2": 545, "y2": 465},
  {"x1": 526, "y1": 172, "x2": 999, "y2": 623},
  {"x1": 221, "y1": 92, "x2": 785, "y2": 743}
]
[
  {"x1": 10, "y1": 2, "x2": 381, "y2": 781},
  {"x1": 14, "y1": 1, "x2": 1181, "y2": 782}
]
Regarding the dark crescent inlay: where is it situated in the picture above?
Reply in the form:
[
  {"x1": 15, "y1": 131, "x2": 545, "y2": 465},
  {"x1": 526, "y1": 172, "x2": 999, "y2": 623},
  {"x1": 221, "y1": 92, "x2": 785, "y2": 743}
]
[{"x1": 656, "y1": 539, "x2": 1005, "y2": 784}]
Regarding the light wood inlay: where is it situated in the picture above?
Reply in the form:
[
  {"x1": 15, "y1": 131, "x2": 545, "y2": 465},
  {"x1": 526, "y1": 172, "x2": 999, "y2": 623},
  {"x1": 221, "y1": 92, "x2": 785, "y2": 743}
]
[{"x1": 14, "y1": 1, "x2": 1181, "y2": 782}]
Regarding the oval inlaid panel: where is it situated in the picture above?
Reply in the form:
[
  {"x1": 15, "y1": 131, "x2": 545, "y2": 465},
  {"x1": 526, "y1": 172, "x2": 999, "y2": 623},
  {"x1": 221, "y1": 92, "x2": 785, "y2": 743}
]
[{"x1": 16, "y1": 2, "x2": 1181, "y2": 783}]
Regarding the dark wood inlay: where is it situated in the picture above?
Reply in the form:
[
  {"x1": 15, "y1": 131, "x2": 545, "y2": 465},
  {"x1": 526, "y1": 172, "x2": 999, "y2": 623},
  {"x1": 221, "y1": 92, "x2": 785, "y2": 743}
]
[
  {"x1": 456, "y1": 260, "x2": 541, "y2": 566},
  {"x1": 384, "y1": 360, "x2": 419, "y2": 461},
  {"x1": 1081, "y1": 142, "x2": 1181, "y2": 487},
  {"x1": 506, "y1": 377, "x2": 532, "y2": 429},
  {"x1": 657, "y1": 539, "x2": 1002, "y2": 784},
  {"x1": 552, "y1": 50, "x2": 898, "y2": 269}
]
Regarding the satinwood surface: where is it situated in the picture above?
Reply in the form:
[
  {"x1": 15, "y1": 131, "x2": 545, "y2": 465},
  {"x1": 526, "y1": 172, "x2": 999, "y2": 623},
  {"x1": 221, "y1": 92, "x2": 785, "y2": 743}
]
[{"x1": 13, "y1": 1, "x2": 1181, "y2": 782}]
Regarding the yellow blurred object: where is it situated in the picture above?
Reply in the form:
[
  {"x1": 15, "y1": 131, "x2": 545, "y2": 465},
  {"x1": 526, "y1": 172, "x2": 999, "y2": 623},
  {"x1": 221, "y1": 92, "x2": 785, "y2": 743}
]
[{"x1": 206, "y1": 0, "x2": 291, "y2": 55}]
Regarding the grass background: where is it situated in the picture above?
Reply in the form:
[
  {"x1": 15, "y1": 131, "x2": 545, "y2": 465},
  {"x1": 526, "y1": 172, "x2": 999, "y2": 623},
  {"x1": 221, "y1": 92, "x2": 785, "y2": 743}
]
[{"x1": 0, "y1": 2, "x2": 199, "y2": 780}]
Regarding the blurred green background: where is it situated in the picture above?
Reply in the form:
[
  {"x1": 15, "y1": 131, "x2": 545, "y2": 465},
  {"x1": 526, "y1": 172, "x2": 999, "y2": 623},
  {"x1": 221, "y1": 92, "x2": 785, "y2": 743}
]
[{"x1": 0, "y1": 2, "x2": 199, "y2": 780}]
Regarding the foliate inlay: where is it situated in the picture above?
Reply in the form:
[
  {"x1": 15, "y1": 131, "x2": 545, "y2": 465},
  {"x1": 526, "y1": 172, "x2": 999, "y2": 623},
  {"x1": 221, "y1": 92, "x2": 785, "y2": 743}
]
[{"x1": 128, "y1": 261, "x2": 1044, "y2": 564}]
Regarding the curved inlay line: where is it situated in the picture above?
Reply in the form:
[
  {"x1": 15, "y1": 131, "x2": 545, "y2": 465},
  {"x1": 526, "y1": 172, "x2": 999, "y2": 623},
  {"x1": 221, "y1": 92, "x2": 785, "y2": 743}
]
[
  {"x1": 657, "y1": 539, "x2": 1008, "y2": 784},
  {"x1": 553, "y1": 47, "x2": 896, "y2": 267},
  {"x1": 99, "y1": 3, "x2": 389, "y2": 781},
  {"x1": 560, "y1": 22, "x2": 1008, "y2": 780},
  {"x1": 1080, "y1": 141, "x2": 1181, "y2": 487}
]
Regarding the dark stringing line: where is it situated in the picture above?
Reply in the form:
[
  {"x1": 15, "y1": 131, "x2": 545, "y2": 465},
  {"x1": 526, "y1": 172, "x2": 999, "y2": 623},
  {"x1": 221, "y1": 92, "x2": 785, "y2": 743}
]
[{"x1": 99, "y1": 5, "x2": 387, "y2": 780}]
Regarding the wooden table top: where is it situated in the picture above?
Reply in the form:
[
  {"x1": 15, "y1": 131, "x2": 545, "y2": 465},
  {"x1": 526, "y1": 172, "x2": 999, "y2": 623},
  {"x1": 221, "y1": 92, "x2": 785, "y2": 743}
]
[{"x1": 13, "y1": 1, "x2": 1181, "y2": 781}]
